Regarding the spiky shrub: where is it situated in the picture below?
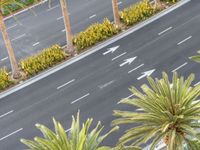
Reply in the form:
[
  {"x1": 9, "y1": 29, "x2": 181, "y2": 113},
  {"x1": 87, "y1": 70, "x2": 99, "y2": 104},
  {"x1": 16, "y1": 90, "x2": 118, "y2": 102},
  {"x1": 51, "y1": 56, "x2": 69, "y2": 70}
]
[
  {"x1": 0, "y1": 68, "x2": 13, "y2": 90},
  {"x1": 20, "y1": 44, "x2": 66, "y2": 76},
  {"x1": 162, "y1": 0, "x2": 177, "y2": 3},
  {"x1": 21, "y1": 111, "x2": 119, "y2": 150},
  {"x1": 112, "y1": 72, "x2": 200, "y2": 150},
  {"x1": 120, "y1": 0, "x2": 156, "y2": 26},
  {"x1": 73, "y1": 18, "x2": 120, "y2": 51},
  {"x1": 190, "y1": 51, "x2": 200, "y2": 63}
]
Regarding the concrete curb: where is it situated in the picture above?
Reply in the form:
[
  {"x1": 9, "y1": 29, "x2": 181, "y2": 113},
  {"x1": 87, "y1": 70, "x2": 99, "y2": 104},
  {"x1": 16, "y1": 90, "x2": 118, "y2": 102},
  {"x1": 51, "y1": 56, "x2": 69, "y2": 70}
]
[{"x1": 0, "y1": 0, "x2": 191, "y2": 99}]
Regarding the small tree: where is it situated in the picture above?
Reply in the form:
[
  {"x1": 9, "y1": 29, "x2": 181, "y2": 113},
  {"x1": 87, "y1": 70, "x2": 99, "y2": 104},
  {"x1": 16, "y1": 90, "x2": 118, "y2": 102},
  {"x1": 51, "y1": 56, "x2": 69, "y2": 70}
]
[
  {"x1": 112, "y1": 72, "x2": 200, "y2": 150},
  {"x1": 112, "y1": 0, "x2": 120, "y2": 27},
  {"x1": 21, "y1": 111, "x2": 119, "y2": 150}
]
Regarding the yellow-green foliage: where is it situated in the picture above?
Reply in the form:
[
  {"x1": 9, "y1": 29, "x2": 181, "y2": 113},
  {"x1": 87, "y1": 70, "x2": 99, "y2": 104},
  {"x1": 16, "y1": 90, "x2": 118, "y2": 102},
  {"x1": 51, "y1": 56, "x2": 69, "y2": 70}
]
[
  {"x1": 20, "y1": 44, "x2": 66, "y2": 76},
  {"x1": 162, "y1": 0, "x2": 177, "y2": 3},
  {"x1": 120, "y1": 0, "x2": 156, "y2": 26},
  {"x1": 73, "y1": 18, "x2": 120, "y2": 51},
  {"x1": 0, "y1": 68, "x2": 13, "y2": 90}
]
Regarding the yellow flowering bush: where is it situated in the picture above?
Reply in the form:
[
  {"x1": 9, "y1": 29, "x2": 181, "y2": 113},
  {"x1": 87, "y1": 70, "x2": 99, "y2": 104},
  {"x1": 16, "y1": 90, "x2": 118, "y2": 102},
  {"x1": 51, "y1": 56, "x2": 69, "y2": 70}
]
[
  {"x1": 20, "y1": 44, "x2": 66, "y2": 76},
  {"x1": 120, "y1": 0, "x2": 156, "y2": 26},
  {"x1": 73, "y1": 18, "x2": 120, "y2": 51},
  {"x1": 162, "y1": 0, "x2": 177, "y2": 3},
  {"x1": 0, "y1": 68, "x2": 13, "y2": 90}
]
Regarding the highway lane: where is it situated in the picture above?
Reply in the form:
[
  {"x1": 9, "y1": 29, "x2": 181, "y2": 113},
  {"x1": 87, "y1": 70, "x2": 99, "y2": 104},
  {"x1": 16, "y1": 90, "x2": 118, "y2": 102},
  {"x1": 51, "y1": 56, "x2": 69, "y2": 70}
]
[
  {"x1": 0, "y1": 0, "x2": 200, "y2": 149},
  {"x1": 0, "y1": 0, "x2": 138, "y2": 69}
]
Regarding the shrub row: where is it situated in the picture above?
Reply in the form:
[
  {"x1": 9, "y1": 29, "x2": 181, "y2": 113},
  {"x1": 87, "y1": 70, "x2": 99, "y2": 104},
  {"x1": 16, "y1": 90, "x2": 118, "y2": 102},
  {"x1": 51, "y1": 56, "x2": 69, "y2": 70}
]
[
  {"x1": 162, "y1": 0, "x2": 178, "y2": 3},
  {"x1": 0, "y1": 68, "x2": 13, "y2": 91},
  {"x1": 20, "y1": 44, "x2": 66, "y2": 76},
  {"x1": 73, "y1": 18, "x2": 120, "y2": 51},
  {"x1": 3, "y1": 0, "x2": 37, "y2": 16},
  {"x1": 120, "y1": 0, "x2": 156, "y2": 26}
]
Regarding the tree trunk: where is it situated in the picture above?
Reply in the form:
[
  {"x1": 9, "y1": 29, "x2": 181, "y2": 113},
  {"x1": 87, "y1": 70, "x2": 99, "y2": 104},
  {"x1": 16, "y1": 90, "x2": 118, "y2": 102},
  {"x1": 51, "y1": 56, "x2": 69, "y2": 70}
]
[
  {"x1": 59, "y1": 0, "x2": 75, "y2": 55},
  {"x1": 0, "y1": 11, "x2": 21, "y2": 79},
  {"x1": 112, "y1": 0, "x2": 120, "y2": 27}
]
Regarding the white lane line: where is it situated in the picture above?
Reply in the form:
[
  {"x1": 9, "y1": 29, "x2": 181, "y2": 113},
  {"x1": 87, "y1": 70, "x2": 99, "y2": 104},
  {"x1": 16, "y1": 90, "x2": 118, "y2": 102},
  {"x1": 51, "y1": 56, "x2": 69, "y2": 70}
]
[
  {"x1": 11, "y1": 34, "x2": 26, "y2": 41},
  {"x1": 7, "y1": 24, "x2": 17, "y2": 30},
  {"x1": 0, "y1": 128, "x2": 23, "y2": 141},
  {"x1": 62, "y1": 29, "x2": 66, "y2": 32},
  {"x1": 0, "y1": 110, "x2": 14, "y2": 119},
  {"x1": 71, "y1": 93, "x2": 90, "y2": 104},
  {"x1": 89, "y1": 14, "x2": 96, "y2": 19},
  {"x1": 98, "y1": 80, "x2": 115, "y2": 89},
  {"x1": 118, "y1": 94, "x2": 134, "y2": 104},
  {"x1": 118, "y1": 1, "x2": 122, "y2": 5},
  {"x1": 65, "y1": 128, "x2": 71, "y2": 133},
  {"x1": 47, "y1": 5, "x2": 59, "y2": 11},
  {"x1": 194, "y1": 81, "x2": 200, "y2": 86},
  {"x1": 32, "y1": 42, "x2": 40, "y2": 47},
  {"x1": 57, "y1": 16, "x2": 63, "y2": 20},
  {"x1": 57, "y1": 79, "x2": 75, "y2": 90},
  {"x1": 1, "y1": 57, "x2": 8, "y2": 61},
  {"x1": 158, "y1": 26, "x2": 172, "y2": 35},
  {"x1": 128, "y1": 64, "x2": 144, "y2": 74},
  {"x1": 177, "y1": 36, "x2": 192, "y2": 45},
  {"x1": 112, "y1": 52, "x2": 126, "y2": 61},
  {"x1": 172, "y1": 62, "x2": 188, "y2": 72}
]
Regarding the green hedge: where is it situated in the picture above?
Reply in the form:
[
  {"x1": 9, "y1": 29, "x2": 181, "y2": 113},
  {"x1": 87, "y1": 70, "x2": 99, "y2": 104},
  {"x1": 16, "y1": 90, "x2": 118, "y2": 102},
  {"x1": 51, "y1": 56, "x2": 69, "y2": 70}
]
[
  {"x1": 0, "y1": 68, "x2": 13, "y2": 91},
  {"x1": 120, "y1": 0, "x2": 156, "y2": 26},
  {"x1": 73, "y1": 18, "x2": 120, "y2": 51},
  {"x1": 162, "y1": 0, "x2": 177, "y2": 3},
  {"x1": 20, "y1": 44, "x2": 66, "y2": 76},
  {"x1": 2, "y1": 0, "x2": 37, "y2": 16}
]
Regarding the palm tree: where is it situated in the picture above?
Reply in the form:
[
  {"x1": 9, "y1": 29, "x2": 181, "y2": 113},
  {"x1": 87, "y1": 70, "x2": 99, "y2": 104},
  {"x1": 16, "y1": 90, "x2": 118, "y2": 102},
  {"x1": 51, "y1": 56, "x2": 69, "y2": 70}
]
[
  {"x1": 59, "y1": 0, "x2": 75, "y2": 55},
  {"x1": 111, "y1": 0, "x2": 120, "y2": 27},
  {"x1": 21, "y1": 111, "x2": 119, "y2": 150},
  {"x1": 190, "y1": 51, "x2": 200, "y2": 63},
  {"x1": 0, "y1": 0, "x2": 26, "y2": 78},
  {"x1": 112, "y1": 72, "x2": 200, "y2": 150}
]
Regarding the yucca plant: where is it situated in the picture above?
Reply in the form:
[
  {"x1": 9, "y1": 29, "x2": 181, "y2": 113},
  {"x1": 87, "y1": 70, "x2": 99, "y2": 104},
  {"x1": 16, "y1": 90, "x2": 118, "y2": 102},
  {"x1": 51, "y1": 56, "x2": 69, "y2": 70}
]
[
  {"x1": 112, "y1": 72, "x2": 200, "y2": 150},
  {"x1": 190, "y1": 51, "x2": 200, "y2": 63},
  {"x1": 21, "y1": 111, "x2": 119, "y2": 150}
]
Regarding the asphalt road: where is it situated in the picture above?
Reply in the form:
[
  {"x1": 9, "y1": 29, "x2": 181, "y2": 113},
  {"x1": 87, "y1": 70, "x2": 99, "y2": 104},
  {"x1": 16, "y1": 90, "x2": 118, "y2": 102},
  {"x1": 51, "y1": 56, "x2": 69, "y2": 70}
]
[
  {"x1": 0, "y1": 0, "x2": 200, "y2": 149},
  {"x1": 0, "y1": 0, "x2": 138, "y2": 69}
]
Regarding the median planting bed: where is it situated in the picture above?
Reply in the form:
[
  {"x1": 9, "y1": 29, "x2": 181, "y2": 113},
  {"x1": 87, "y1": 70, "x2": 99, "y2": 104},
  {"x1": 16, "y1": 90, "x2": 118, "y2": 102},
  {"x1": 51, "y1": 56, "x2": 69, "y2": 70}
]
[
  {"x1": 0, "y1": 68, "x2": 13, "y2": 91},
  {"x1": 2, "y1": 0, "x2": 39, "y2": 16}
]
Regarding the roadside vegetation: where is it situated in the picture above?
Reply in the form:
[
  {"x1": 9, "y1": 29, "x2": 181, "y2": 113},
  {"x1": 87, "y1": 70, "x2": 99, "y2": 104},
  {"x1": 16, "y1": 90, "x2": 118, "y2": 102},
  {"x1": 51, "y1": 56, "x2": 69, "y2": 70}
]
[
  {"x1": 20, "y1": 44, "x2": 67, "y2": 76},
  {"x1": 2, "y1": 0, "x2": 39, "y2": 16},
  {"x1": 0, "y1": 68, "x2": 13, "y2": 91}
]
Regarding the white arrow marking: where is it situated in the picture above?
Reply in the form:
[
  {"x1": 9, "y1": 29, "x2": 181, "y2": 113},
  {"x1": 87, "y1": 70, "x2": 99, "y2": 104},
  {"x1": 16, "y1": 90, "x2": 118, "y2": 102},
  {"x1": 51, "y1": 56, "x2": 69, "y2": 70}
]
[
  {"x1": 103, "y1": 45, "x2": 120, "y2": 55},
  {"x1": 137, "y1": 69, "x2": 155, "y2": 80},
  {"x1": 119, "y1": 57, "x2": 137, "y2": 67}
]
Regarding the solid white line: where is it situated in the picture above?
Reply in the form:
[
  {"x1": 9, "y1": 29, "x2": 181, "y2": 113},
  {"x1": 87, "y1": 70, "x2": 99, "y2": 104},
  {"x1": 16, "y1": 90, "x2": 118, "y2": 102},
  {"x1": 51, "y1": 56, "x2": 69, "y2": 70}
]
[
  {"x1": 89, "y1": 14, "x2": 96, "y2": 19},
  {"x1": 158, "y1": 26, "x2": 172, "y2": 35},
  {"x1": 7, "y1": 24, "x2": 17, "y2": 30},
  {"x1": 57, "y1": 16, "x2": 63, "y2": 20},
  {"x1": 1, "y1": 57, "x2": 8, "y2": 61},
  {"x1": 11, "y1": 34, "x2": 26, "y2": 41},
  {"x1": 0, "y1": 128, "x2": 23, "y2": 141},
  {"x1": 112, "y1": 52, "x2": 126, "y2": 61},
  {"x1": 32, "y1": 42, "x2": 40, "y2": 47},
  {"x1": 194, "y1": 81, "x2": 200, "y2": 86},
  {"x1": 0, "y1": 110, "x2": 14, "y2": 119},
  {"x1": 57, "y1": 79, "x2": 75, "y2": 90},
  {"x1": 47, "y1": 5, "x2": 59, "y2": 11},
  {"x1": 71, "y1": 93, "x2": 90, "y2": 104},
  {"x1": 128, "y1": 64, "x2": 144, "y2": 74},
  {"x1": 177, "y1": 36, "x2": 192, "y2": 45},
  {"x1": 172, "y1": 62, "x2": 188, "y2": 72},
  {"x1": 118, "y1": 1, "x2": 122, "y2": 5}
]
